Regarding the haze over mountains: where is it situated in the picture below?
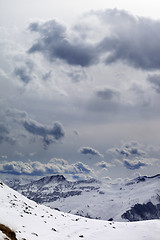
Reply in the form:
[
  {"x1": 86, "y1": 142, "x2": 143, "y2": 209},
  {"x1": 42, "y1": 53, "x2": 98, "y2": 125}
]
[{"x1": 4, "y1": 174, "x2": 160, "y2": 222}]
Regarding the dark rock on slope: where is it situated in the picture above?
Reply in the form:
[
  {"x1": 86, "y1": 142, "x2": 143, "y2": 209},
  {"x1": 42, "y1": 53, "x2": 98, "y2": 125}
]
[{"x1": 122, "y1": 202, "x2": 160, "y2": 221}]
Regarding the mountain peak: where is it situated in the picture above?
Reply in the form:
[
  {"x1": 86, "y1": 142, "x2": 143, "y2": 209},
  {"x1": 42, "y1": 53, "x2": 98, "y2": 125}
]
[
  {"x1": 36, "y1": 174, "x2": 66, "y2": 185},
  {"x1": 47, "y1": 174, "x2": 66, "y2": 182},
  {"x1": 126, "y1": 173, "x2": 160, "y2": 185}
]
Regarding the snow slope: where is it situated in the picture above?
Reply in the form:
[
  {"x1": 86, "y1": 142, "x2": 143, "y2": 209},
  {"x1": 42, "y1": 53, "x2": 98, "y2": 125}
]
[
  {"x1": 7, "y1": 174, "x2": 160, "y2": 221},
  {"x1": 0, "y1": 181, "x2": 160, "y2": 240}
]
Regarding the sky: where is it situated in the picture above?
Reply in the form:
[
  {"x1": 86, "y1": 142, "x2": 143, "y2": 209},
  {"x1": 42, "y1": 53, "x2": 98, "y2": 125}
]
[{"x1": 0, "y1": 0, "x2": 160, "y2": 182}]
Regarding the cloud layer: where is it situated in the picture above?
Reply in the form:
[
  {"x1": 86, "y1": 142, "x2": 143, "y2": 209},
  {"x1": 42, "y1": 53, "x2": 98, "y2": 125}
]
[{"x1": 0, "y1": 158, "x2": 93, "y2": 177}]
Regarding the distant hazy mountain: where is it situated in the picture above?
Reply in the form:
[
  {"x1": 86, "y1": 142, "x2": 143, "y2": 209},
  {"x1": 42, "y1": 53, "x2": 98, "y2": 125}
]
[
  {"x1": 0, "y1": 181, "x2": 160, "y2": 240},
  {"x1": 4, "y1": 174, "x2": 160, "y2": 222}
]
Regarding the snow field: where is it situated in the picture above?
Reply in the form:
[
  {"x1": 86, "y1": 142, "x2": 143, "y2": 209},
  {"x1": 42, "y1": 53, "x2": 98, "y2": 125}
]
[{"x1": 0, "y1": 182, "x2": 160, "y2": 240}]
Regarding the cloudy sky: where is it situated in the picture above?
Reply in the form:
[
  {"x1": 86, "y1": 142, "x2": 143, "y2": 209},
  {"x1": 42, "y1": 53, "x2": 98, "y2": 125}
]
[{"x1": 0, "y1": 0, "x2": 160, "y2": 181}]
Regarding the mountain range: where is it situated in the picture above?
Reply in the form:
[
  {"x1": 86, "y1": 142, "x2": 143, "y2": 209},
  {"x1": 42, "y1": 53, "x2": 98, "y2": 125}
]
[{"x1": 4, "y1": 174, "x2": 160, "y2": 222}]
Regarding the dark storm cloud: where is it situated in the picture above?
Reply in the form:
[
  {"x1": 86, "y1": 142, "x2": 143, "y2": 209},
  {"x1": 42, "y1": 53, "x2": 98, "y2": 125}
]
[
  {"x1": 79, "y1": 147, "x2": 104, "y2": 158},
  {"x1": 124, "y1": 160, "x2": 147, "y2": 170},
  {"x1": 23, "y1": 118, "x2": 65, "y2": 147},
  {"x1": 95, "y1": 88, "x2": 119, "y2": 100},
  {"x1": 28, "y1": 20, "x2": 98, "y2": 67},
  {"x1": 28, "y1": 10, "x2": 160, "y2": 70},
  {"x1": 0, "y1": 123, "x2": 15, "y2": 145},
  {"x1": 147, "y1": 74, "x2": 160, "y2": 93}
]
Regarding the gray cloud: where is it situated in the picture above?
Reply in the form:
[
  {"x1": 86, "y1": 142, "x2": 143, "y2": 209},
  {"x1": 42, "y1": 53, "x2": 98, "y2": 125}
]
[
  {"x1": 147, "y1": 74, "x2": 160, "y2": 93},
  {"x1": 73, "y1": 162, "x2": 92, "y2": 174},
  {"x1": 73, "y1": 130, "x2": 79, "y2": 136},
  {"x1": 124, "y1": 160, "x2": 147, "y2": 170},
  {"x1": 96, "y1": 9, "x2": 160, "y2": 70},
  {"x1": 97, "y1": 161, "x2": 111, "y2": 169},
  {"x1": 5, "y1": 108, "x2": 65, "y2": 149},
  {"x1": 14, "y1": 60, "x2": 34, "y2": 84},
  {"x1": 42, "y1": 71, "x2": 52, "y2": 81},
  {"x1": 28, "y1": 20, "x2": 98, "y2": 67},
  {"x1": 89, "y1": 87, "x2": 121, "y2": 113},
  {"x1": 79, "y1": 147, "x2": 104, "y2": 158},
  {"x1": 108, "y1": 141, "x2": 146, "y2": 158},
  {"x1": 28, "y1": 10, "x2": 160, "y2": 70},
  {"x1": 14, "y1": 67, "x2": 32, "y2": 84},
  {"x1": 129, "y1": 84, "x2": 151, "y2": 107},
  {"x1": 66, "y1": 69, "x2": 87, "y2": 82},
  {"x1": 0, "y1": 123, "x2": 15, "y2": 145},
  {"x1": 23, "y1": 118, "x2": 65, "y2": 148},
  {"x1": 0, "y1": 123, "x2": 9, "y2": 143},
  {"x1": 107, "y1": 141, "x2": 153, "y2": 170},
  {"x1": 6, "y1": 108, "x2": 28, "y2": 120},
  {"x1": 95, "y1": 88, "x2": 119, "y2": 100}
]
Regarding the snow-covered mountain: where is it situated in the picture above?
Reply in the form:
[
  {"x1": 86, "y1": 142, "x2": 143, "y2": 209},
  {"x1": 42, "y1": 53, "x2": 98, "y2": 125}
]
[
  {"x1": 0, "y1": 181, "x2": 160, "y2": 240},
  {"x1": 5, "y1": 174, "x2": 160, "y2": 222}
]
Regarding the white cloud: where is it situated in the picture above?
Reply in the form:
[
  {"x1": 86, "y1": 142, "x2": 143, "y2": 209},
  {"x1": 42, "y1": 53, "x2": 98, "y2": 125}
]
[{"x1": 0, "y1": 158, "x2": 94, "y2": 177}]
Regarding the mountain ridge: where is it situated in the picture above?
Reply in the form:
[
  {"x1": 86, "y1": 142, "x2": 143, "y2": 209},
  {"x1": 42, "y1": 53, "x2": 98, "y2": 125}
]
[{"x1": 3, "y1": 173, "x2": 160, "y2": 222}]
